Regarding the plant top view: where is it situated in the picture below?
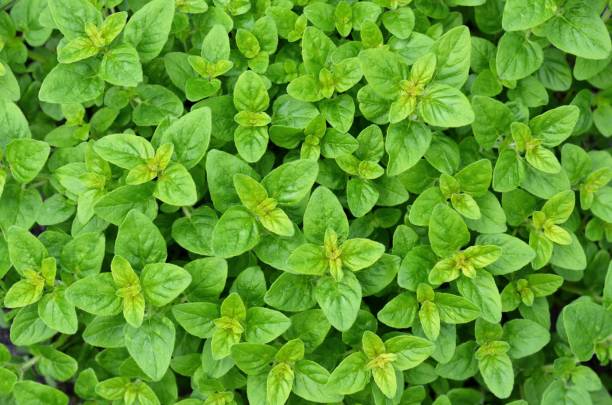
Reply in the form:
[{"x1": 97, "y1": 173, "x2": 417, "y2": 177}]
[{"x1": 0, "y1": 0, "x2": 611, "y2": 403}]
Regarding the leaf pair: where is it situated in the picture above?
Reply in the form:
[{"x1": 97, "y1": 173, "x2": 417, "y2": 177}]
[
  {"x1": 359, "y1": 27, "x2": 474, "y2": 127},
  {"x1": 235, "y1": 16, "x2": 278, "y2": 73},
  {"x1": 233, "y1": 70, "x2": 271, "y2": 162},
  {"x1": 475, "y1": 318, "x2": 550, "y2": 398},
  {"x1": 211, "y1": 159, "x2": 318, "y2": 258},
  {"x1": 528, "y1": 190, "x2": 576, "y2": 269},
  {"x1": 379, "y1": 284, "x2": 480, "y2": 341},
  {"x1": 327, "y1": 331, "x2": 434, "y2": 399},
  {"x1": 287, "y1": 27, "x2": 363, "y2": 103},
  {"x1": 94, "y1": 132, "x2": 199, "y2": 206},
  {"x1": 173, "y1": 292, "x2": 290, "y2": 360},
  {"x1": 4, "y1": 227, "x2": 80, "y2": 335},
  {"x1": 67, "y1": 255, "x2": 190, "y2": 328},
  {"x1": 187, "y1": 25, "x2": 233, "y2": 101},
  {"x1": 4, "y1": 227, "x2": 54, "y2": 308},
  {"x1": 232, "y1": 339, "x2": 338, "y2": 405},
  {"x1": 491, "y1": 105, "x2": 580, "y2": 191},
  {"x1": 95, "y1": 377, "x2": 158, "y2": 405}
]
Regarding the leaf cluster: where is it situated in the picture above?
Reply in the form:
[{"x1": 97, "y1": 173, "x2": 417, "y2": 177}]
[{"x1": 0, "y1": 0, "x2": 610, "y2": 404}]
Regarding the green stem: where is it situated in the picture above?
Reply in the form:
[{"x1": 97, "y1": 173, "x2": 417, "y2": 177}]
[{"x1": 19, "y1": 356, "x2": 38, "y2": 378}]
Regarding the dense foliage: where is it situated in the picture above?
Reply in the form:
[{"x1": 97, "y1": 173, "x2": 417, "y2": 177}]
[{"x1": 0, "y1": 0, "x2": 611, "y2": 403}]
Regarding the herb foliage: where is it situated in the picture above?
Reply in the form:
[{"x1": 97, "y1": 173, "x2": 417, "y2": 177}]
[{"x1": 0, "y1": 0, "x2": 611, "y2": 404}]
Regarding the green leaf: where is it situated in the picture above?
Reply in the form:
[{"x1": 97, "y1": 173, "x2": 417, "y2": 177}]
[
  {"x1": 327, "y1": 352, "x2": 370, "y2": 395},
  {"x1": 172, "y1": 302, "x2": 218, "y2": 338},
  {"x1": 13, "y1": 380, "x2": 68, "y2": 405},
  {"x1": 435, "y1": 293, "x2": 480, "y2": 324},
  {"x1": 457, "y1": 271, "x2": 502, "y2": 323},
  {"x1": 125, "y1": 315, "x2": 175, "y2": 381},
  {"x1": 563, "y1": 300, "x2": 612, "y2": 361},
  {"x1": 94, "y1": 133, "x2": 155, "y2": 170},
  {"x1": 264, "y1": 273, "x2": 316, "y2": 312},
  {"x1": 154, "y1": 163, "x2": 198, "y2": 206},
  {"x1": 496, "y1": 32, "x2": 543, "y2": 81},
  {"x1": 36, "y1": 346, "x2": 78, "y2": 381},
  {"x1": 39, "y1": 60, "x2": 104, "y2": 104},
  {"x1": 544, "y1": 1, "x2": 611, "y2": 59},
  {"x1": 293, "y1": 360, "x2": 343, "y2": 402},
  {"x1": 541, "y1": 380, "x2": 592, "y2": 405},
  {"x1": 493, "y1": 149, "x2": 524, "y2": 192},
  {"x1": 66, "y1": 273, "x2": 122, "y2": 316},
  {"x1": 377, "y1": 292, "x2": 418, "y2": 329},
  {"x1": 320, "y1": 95, "x2": 355, "y2": 133},
  {"x1": 347, "y1": 177, "x2": 379, "y2": 217},
  {"x1": 409, "y1": 187, "x2": 446, "y2": 227},
  {"x1": 428, "y1": 204, "x2": 470, "y2": 257},
  {"x1": 206, "y1": 149, "x2": 259, "y2": 212},
  {"x1": 123, "y1": 0, "x2": 175, "y2": 62},
  {"x1": 234, "y1": 70, "x2": 270, "y2": 112},
  {"x1": 60, "y1": 232, "x2": 106, "y2": 277},
  {"x1": 371, "y1": 362, "x2": 397, "y2": 399},
  {"x1": 476, "y1": 233, "x2": 535, "y2": 275},
  {"x1": 0, "y1": 367, "x2": 17, "y2": 395},
  {"x1": 550, "y1": 232, "x2": 586, "y2": 271},
  {"x1": 141, "y1": 263, "x2": 191, "y2": 306},
  {"x1": 82, "y1": 316, "x2": 127, "y2": 348},
  {"x1": 384, "y1": 334, "x2": 435, "y2": 370},
  {"x1": 156, "y1": 108, "x2": 211, "y2": 169},
  {"x1": 245, "y1": 307, "x2": 291, "y2": 343},
  {"x1": 419, "y1": 300, "x2": 441, "y2": 341},
  {"x1": 385, "y1": 120, "x2": 432, "y2": 176},
  {"x1": 10, "y1": 305, "x2": 56, "y2": 346},
  {"x1": 419, "y1": 83, "x2": 475, "y2": 127},
  {"x1": 115, "y1": 209, "x2": 167, "y2": 269},
  {"x1": 435, "y1": 340, "x2": 479, "y2": 380},
  {"x1": 0, "y1": 99, "x2": 31, "y2": 149},
  {"x1": 231, "y1": 342, "x2": 277, "y2": 375},
  {"x1": 212, "y1": 206, "x2": 260, "y2": 258},
  {"x1": 37, "y1": 289, "x2": 78, "y2": 334},
  {"x1": 314, "y1": 272, "x2": 362, "y2": 331},
  {"x1": 471, "y1": 96, "x2": 513, "y2": 148},
  {"x1": 265, "y1": 363, "x2": 294, "y2": 405},
  {"x1": 202, "y1": 24, "x2": 231, "y2": 62},
  {"x1": 48, "y1": 0, "x2": 101, "y2": 39},
  {"x1": 171, "y1": 206, "x2": 217, "y2": 256},
  {"x1": 133, "y1": 84, "x2": 184, "y2": 126},
  {"x1": 464, "y1": 192, "x2": 508, "y2": 234},
  {"x1": 302, "y1": 26, "x2": 335, "y2": 74},
  {"x1": 431, "y1": 25, "x2": 471, "y2": 88},
  {"x1": 287, "y1": 75, "x2": 322, "y2": 102},
  {"x1": 542, "y1": 190, "x2": 575, "y2": 223},
  {"x1": 341, "y1": 238, "x2": 385, "y2": 271},
  {"x1": 502, "y1": 0, "x2": 555, "y2": 31},
  {"x1": 477, "y1": 349, "x2": 513, "y2": 399},
  {"x1": 529, "y1": 105, "x2": 580, "y2": 147},
  {"x1": 262, "y1": 159, "x2": 319, "y2": 206},
  {"x1": 502, "y1": 319, "x2": 550, "y2": 359},
  {"x1": 6, "y1": 139, "x2": 50, "y2": 184},
  {"x1": 0, "y1": 62, "x2": 20, "y2": 102},
  {"x1": 359, "y1": 48, "x2": 404, "y2": 99},
  {"x1": 4, "y1": 277, "x2": 44, "y2": 308},
  {"x1": 287, "y1": 243, "x2": 327, "y2": 276},
  {"x1": 304, "y1": 186, "x2": 349, "y2": 244},
  {"x1": 455, "y1": 159, "x2": 493, "y2": 196},
  {"x1": 521, "y1": 163, "x2": 571, "y2": 200},
  {"x1": 99, "y1": 43, "x2": 143, "y2": 87}
]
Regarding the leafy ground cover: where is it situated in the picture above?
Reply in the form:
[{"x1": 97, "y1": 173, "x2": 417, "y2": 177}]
[{"x1": 0, "y1": 0, "x2": 611, "y2": 404}]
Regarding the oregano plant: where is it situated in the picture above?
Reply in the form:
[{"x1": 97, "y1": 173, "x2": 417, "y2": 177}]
[{"x1": 0, "y1": 0, "x2": 610, "y2": 404}]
